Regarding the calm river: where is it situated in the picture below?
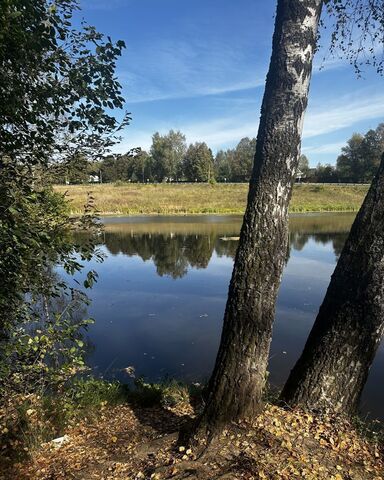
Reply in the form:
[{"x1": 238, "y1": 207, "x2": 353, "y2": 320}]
[{"x1": 76, "y1": 213, "x2": 383, "y2": 420}]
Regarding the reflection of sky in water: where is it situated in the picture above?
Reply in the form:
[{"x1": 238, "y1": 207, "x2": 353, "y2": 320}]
[{"x1": 68, "y1": 214, "x2": 383, "y2": 420}]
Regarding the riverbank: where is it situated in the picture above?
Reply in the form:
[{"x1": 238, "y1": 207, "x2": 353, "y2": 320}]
[
  {"x1": 55, "y1": 183, "x2": 369, "y2": 216},
  {"x1": 4, "y1": 381, "x2": 383, "y2": 480}
]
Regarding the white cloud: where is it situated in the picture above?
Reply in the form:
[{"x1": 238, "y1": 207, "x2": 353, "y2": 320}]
[
  {"x1": 123, "y1": 79, "x2": 264, "y2": 104},
  {"x1": 119, "y1": 29, "x2": 366, "y2": 106},
  {"x1": 303, "y1": 92, "x2": 384, "y2": 138},
  {"x1": 302, "y1": 142, "x2": 345, "y2": 155},
  {"x1": 120, "y1": 47, "x2": 347, "y2": 105},
  {"x1": 113, "y1": 132, "x2": 153, "y2": 153},
  {"x1": 119, "y1": 37, "x2": 265, "y2": 104},
  {"x1": 183, "y1": 118, "x2": 258, "y2": 149},
  {"x1": 114, "y1": 89, "x2": 384, "y2": 154}
]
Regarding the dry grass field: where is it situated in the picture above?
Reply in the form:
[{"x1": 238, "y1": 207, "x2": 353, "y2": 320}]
[{"x1": 55, "y1": 182, "x2": 369, "y2": 215}]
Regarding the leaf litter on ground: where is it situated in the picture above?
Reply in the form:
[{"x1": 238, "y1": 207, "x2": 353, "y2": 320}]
[{"x1": 1, "y1": 398, "x2": 383, "y2": 480}]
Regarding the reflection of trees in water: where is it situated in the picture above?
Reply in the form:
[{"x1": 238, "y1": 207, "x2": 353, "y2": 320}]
[
  {"x1": 215, "y1": 238, "x2": 239, "y2": 259},
  {"x1": 290, "y1": 232, "x2": 308, "y2": 251},
  {"x1": 102, "y1": 231, "x2": 153, "y2": 259},
  {"x1": 185, "y1": 235, "x2": 215, "y2": 269},
  {"x1": 289, "y1": 232, "x2": 348, "y2": 259},
  {"x1": 102, "y1": 228, "x2": 350, "y2": 279},
  {"x1": 104, "y1": 232, "x2": 219, "y2": 279},
  {"x1": 330, "y1": 234, "x2": 347, "y2": 258},
  {"x1": 153, "y1": 236, "x2": 189, "y2": 279}
]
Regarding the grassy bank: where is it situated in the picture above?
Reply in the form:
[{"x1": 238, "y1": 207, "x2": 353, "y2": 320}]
[{"x1": 55, "y1": 183, "x2": 369, "y2": 216}]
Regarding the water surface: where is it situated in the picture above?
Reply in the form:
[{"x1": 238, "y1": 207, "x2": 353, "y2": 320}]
[{"x1": 78, "y1": 213, "x2": 383, "y2": 420}]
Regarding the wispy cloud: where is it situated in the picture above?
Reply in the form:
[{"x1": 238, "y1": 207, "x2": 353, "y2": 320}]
[
  {"x1": 303, "y1": 92, "x2": 384, "y2": 138},
  {"x1": 115, "y1": 89, "x2": 384, "y2": 155},
  {"x1": 115, "y1": 132, "x2": 154, "y2": 153},
  {"x1": 302, "y1": 142, "x2": 345, "y2": 156},
  {"x1": 184, "y1": 91, "x2": 384, "y2": 148},
  {"x1": 81, "y1": 0, "x2": 377, "y2": 110},
  {"x1": 182, "y1": 117, "x2": 258, "y2": 148},
  {"x1": 119, "y1": 37, "x2": 265, "y2": 104},
  {"x1": 122, "y1": 78, "x2": 264, "y2": 104},
  {"x1": 313, "y1": 55, "x2": 347, "y2": 73},
  {"x1": 120, "y1": 46, "x2": 349, "y2": 105}
]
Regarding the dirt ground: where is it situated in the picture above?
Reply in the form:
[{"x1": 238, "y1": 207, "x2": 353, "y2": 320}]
[{"x1": 2, "y1": 402, "x2": 383, "y2": 480}]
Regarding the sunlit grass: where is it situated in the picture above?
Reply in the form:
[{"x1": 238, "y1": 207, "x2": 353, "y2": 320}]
[{"x1": 55, "y1": 182, "x2": 369, "y2": 215}]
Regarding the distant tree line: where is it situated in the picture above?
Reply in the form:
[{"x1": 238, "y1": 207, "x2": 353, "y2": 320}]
[
  {"x1": 52, "y1": 131, "x2": 257, "y2": 184},
  {"x1": 54, "y1": 123, "x2": 384, "y2": 184},
  {"x1": 303, "y1": 123, "x2": 384, "y2": 183}
]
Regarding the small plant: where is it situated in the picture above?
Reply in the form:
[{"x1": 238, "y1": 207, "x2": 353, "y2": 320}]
[
  {"x1": 0, "y1": 287, "x2": 97, "y2": 459},
  {"x1": 129, "y1": 377, "x2": 204, "y2": 411},
  {"x1": 64, "y1": 377, "x2": 129, "y2": 411}
]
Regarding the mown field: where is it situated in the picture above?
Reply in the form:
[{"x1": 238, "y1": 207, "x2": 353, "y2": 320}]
[{"x1": 55, "y1": 182, "x2": 369, "y2": 215}]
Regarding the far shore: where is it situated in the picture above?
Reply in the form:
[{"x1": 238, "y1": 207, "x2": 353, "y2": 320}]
[{"x1": 55, "y1": 182, "x2": 369, "y2": 216}]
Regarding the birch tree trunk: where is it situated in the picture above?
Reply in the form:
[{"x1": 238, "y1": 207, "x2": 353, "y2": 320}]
[
  {"x1": 192, "y1": 0, "x2": 323, "y2": 437},
  {"x1": 281, "y1": 154, "x2": 384, "y2": 414}
]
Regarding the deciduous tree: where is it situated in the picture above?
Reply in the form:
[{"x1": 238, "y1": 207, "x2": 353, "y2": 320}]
[
  {"x1": 0, "y1": 0, "x2": 128, "y2": 331},
  {"x1": 281, "y1": 154, "x2": 384, "y2": 413},
  {"x1": 183, "y1": 142, "x2": 214, "y2": 182},
  {"x1": 189, "y1": 0, "x2": 323, "y2": 439},
  {"x1": 337, "y1": 124, "x2": 384, "y2": 183},
  {"x1": 298, "y1": 154, "x2": 310, "y2": 179},
  {"x1": 231, "y1": 137, "x2": 256, "y2": 182},
  {"x1": 150, "y1": 130, "x2": 187, "y2": 181},
  {"x1": 214, "y1": 149, "x2": 234, "y2": 182}
]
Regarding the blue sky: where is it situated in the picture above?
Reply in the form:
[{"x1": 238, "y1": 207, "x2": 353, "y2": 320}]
[{"x1": 78, "y1": 0, "x2": 383, "y2": 166}]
